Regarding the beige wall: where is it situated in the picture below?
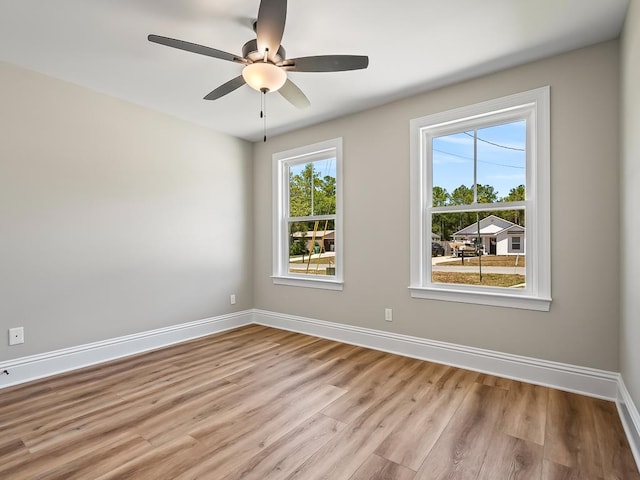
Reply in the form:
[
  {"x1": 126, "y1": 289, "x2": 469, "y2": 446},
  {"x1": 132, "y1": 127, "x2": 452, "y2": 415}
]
[
  {"x1": 254, "y1": 41, "x2": 620, "y2": 371},
  {"x1": 0, "y1": 36, "x2": 626, "y2": 381},
  {"x1": 0, "y1": 62, "x2": 253, "y2": 361},
  {"x1": 621, "y1": 0, "x2": 640, "y2": 411}
]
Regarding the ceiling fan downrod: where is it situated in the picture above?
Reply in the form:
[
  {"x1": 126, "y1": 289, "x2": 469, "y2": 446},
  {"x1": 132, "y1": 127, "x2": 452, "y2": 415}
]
[{"x1": 260, "y1": 89, "x2": 268, "y2": 142}]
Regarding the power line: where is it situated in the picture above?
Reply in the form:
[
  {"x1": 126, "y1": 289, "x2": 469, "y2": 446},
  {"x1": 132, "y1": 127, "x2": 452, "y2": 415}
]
[
  {"x1": 433, "y1": 148, "x2": 525, "y2": 169},
  {"x1": 462, "y1": 131, "x2": 525, "y2": 151}
]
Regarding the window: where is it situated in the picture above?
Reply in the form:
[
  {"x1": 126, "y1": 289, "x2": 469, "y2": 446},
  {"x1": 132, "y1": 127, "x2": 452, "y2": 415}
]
[
  {"x1": 272, "y1": 138, "x2": 343, "y2": 290},
  {"x1": 410, "y1": 87, "x2": 551, "y2": 311},
  {"x1": 512, "y1": 236, "x2": 521, "y2": 251}
]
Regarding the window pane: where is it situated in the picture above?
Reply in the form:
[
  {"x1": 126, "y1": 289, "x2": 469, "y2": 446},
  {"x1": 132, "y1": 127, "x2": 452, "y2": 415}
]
[
  {"x1": 288, "y1": 220, "x2": 336, "y2": 276},
  {"x1": 433, "y1": 122, "x2": 526, "y2": 207},
  {"x1": 431, "y1": 210, "x2": 525, "y2": 288},
  {"x1": 433, "y1": 132, "x2": 475, "y2": 206},
  {"x1": 289, "y1": 158, "x2": 336, "y2": 217},
  {"x1": 476, "y1": 121, "x2": 526, "y2": 202}
]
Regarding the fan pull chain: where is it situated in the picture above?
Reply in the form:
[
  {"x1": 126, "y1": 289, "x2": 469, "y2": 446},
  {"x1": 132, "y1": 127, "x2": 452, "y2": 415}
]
[{"x1": 260, "y1": 88, "x2": 267, "y2": 142}]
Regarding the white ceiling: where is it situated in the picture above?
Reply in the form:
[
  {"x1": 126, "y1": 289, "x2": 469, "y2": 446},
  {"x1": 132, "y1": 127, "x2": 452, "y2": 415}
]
[{"x1": 0, "y1": 0, "x2": 629, "y2": 142}]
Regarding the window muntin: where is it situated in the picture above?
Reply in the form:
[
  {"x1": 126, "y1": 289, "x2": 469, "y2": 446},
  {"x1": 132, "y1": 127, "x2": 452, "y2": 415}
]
[
  {"x1": 410, "y1": 88, "x2": 550, "y2": 310},
  {"x1": 273, "y1": 138, "x2": 343, "y2": 290}
]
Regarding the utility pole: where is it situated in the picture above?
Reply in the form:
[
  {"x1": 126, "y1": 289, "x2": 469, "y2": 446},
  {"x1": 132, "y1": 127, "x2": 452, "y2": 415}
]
[
  {"x1": 310, "y1": 165, "x2": 314, "y2": 215},
  {"x1": 474, "y1": 130, "x2": 483, "y2": 281}
]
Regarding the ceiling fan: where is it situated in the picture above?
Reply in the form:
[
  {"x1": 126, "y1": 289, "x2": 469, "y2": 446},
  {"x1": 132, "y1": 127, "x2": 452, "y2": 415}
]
[{"x1": 148, "y1": 0, "x2": 369, "y2": 110}]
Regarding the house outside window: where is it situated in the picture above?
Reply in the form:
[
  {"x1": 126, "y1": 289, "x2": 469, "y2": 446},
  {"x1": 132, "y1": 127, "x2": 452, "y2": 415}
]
[
  {"x1": 272, "y1": 138, "x2": 343, "y2": 290},
  {"x1": 451, "y1": 215, "x2": 526, "y2": 256},
  {"x1": 409, "y1": 87, "x2": 551, "y2": 311}
]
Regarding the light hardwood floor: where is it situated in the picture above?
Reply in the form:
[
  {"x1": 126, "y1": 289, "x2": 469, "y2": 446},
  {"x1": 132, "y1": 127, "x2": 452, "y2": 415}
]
[{"x1": 0, "y1": 325, "x2": 638, "y2": 480}]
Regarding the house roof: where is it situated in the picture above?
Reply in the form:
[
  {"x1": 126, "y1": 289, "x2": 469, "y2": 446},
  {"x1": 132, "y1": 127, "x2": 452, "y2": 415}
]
[
  {"x1": 504, "y1": 225, "x2": 526, "y2": 235},
  {"x1": 452, "y1": 215, "x2": 525, "y2": 237}
]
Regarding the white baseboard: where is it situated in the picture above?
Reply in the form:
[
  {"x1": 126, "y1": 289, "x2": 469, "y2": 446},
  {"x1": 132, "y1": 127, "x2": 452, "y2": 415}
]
[
  {"x1": 617, "y1": 377, "x2": 640, "y2": 469},
  {"x1": 0, "y1": 308, "x2": 621, "y2": 401},
  {"x1": 252, "y1": 309, "x2": 619, "y2": 400},
  {"x1": 0, "y1": 311, "x2": 253, "y2": 389}
]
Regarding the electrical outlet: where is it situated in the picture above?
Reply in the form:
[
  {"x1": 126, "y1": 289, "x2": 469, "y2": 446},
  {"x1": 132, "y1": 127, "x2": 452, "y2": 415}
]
[
  {"x1": 230, "y1": 294, "x2": 236, "y2": 305},
  {"x1": 384, "y1": 308, "x2": 393, "y2": 322},
  {"x1": 9, "y1": 327, "x2": 24, "y2": 346}
]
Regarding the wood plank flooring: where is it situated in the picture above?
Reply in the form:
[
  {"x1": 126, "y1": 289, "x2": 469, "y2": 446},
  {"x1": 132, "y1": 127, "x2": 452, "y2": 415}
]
[{"x1": 0, "y1": 325, "x2": 638, "y2": 480}]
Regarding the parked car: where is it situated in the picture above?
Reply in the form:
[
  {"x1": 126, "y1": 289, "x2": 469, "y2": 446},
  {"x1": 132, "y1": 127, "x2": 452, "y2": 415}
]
[
  {"x1": 431, "y1": 242, "x2": 445, "y2": 256},
  {"x1": 451, "y1": 242, "x2": 480, "y2": 257}
]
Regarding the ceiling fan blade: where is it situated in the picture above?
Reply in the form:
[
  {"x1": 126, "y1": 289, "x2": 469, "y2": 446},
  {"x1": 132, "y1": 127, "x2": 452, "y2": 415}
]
[
  {"x1": 148, "y1": 34, "x2": 246, "y2": 64},
  {"x1": 278, "y1": 78, "x2": 310, "y2": 109},
  {"x1": 204, "y1": 76, "x2": 246, "y2": 101},
  {"x1": 256, "y1": 0, "x2": 287, "y2": 61},
  {"x1": 282, "y1": 55, "x2": 369, "y2": 72}
]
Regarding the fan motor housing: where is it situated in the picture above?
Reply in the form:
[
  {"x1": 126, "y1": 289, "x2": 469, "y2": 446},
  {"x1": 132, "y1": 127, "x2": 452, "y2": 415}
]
[{"x1": 242, "y1": 39, "x2": 286, "y2": 64}]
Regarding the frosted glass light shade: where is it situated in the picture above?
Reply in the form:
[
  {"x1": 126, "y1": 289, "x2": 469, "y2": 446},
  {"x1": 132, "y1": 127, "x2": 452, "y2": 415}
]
[{"x1": 242, "y1": 62, "x2": 287, "y2": 92}]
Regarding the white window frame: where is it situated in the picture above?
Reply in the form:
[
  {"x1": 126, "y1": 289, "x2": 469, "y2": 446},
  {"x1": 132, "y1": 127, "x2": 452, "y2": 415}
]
[
  {"x1": 409, "y1": 87, "x2": 551, "y2": 311},
  {"x1": 272, "y1": 137, "x2": 344, "y2": 290}
]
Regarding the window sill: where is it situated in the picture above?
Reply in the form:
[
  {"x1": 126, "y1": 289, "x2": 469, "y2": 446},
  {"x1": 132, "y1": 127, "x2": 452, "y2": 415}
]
[
  {"x1": 272, "y1": 276, "x2": 344, "y2": 291},
  {"x1": 409, "y1": 285, "x2": 551, "y2": 311}
]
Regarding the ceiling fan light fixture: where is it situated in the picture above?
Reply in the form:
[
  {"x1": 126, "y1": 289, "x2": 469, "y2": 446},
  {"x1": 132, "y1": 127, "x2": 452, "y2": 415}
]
[{"x1": 242, "y1": 62, "x2": 287, "y2": 93}]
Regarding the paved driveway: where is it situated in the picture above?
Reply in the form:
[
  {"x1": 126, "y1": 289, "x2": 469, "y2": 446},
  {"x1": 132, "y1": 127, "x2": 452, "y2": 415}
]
[{"x1": 432, "y1": 255, "x2": 525, "y2": 275}]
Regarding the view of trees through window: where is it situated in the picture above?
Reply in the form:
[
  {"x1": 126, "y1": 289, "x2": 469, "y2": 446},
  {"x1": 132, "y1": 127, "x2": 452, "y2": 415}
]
[
  {"x1": 287, "y1": 159, "x2": 337, "y2": 276},
  {"x1": 430, "y1": 120, "x2": 527, "y2": 288},
  {"x1": 431, "y1": 184, "x2": 525, "y2": 240}
]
